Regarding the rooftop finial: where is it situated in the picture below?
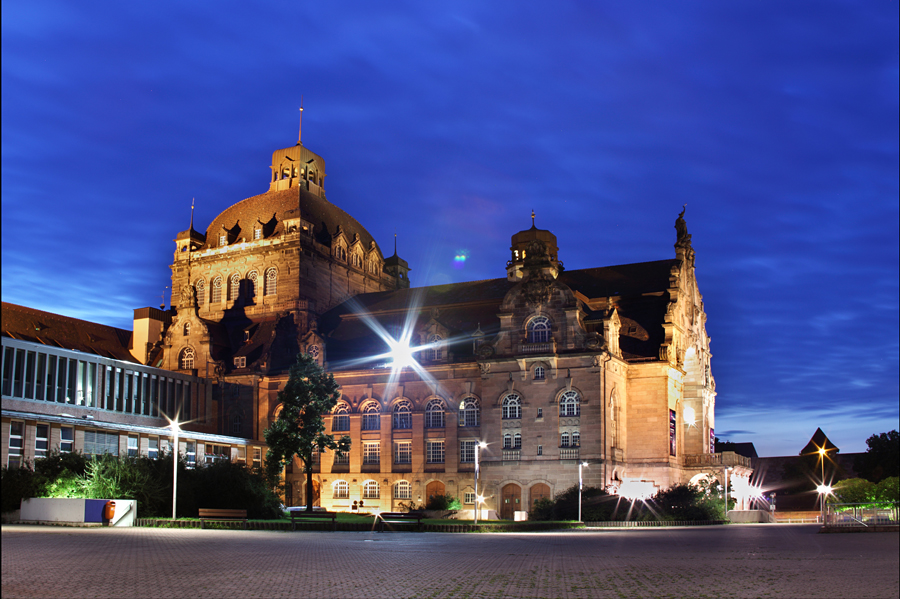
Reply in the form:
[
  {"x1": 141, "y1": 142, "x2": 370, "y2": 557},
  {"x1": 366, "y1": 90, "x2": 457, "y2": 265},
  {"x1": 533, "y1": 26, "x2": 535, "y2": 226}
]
[
  {"x1": 394, "y1": 232, "x2": 398, "y2": 256},
  {"x1": 190, "y1": 197, "x2": 195, "y2": 230},
  {"x1": 298, "y1": 96, "x2": 304, "y2": 145},
  {"x1": 531, "y1": 209, "x2": 535, "y2": 227}
]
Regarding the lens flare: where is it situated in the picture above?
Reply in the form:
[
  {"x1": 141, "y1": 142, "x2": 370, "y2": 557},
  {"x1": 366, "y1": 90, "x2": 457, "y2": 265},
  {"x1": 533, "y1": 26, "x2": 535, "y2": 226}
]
[{"x1": 453, "y1": 250, "x2": 469, "y2": 269}]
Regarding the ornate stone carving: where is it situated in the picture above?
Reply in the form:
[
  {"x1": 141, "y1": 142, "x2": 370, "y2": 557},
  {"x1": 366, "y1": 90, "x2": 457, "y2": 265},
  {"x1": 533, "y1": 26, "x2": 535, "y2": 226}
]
[
  {"x1": 479, "y1": 362, "x2": 491, "y2": 375},
  {"x1": 477, "y1": 344, "x2": 494, "y2": 359},
  {"x1": 521, "y1": 274, "x2": 553, "y2": 308},
  {"x1": 675, "y1": 205, "x2": 691, "y2": 246}
]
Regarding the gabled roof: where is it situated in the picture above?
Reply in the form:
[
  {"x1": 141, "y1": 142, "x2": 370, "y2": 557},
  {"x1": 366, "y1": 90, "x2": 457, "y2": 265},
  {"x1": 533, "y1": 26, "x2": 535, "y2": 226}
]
[
  {"x1": 800, "y1": 427, "x2": 840, "y2": 455},
  {"x1": 1, "y1": 302, "x2": 137, "y2": 363}
]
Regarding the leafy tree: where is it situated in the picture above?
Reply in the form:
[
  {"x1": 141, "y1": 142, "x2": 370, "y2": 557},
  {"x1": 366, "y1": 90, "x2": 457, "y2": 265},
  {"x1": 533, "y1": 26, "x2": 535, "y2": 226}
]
[
  {"x1": 831, "y1": 478, "x2": 874, "y2": 504},
  {"x1": 854, "y1": 430, "x2": 899, "y2": 483},
  {"x1": 264, "y1": 353, "x2": 350, "y2": 512}
]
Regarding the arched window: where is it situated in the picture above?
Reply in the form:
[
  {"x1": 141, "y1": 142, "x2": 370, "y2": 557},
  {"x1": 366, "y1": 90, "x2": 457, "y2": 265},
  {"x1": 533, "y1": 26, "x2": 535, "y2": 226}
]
[
  {"x1": 183, "y1": 322, "x2": 191, "y2": 336},
  {"x1": 533, "y1": 365, "x2": 545, "y2": 380},
  {"x1": 361, "y1": 403, "x2": 381, "y2": 431},
  {"x1": 232, "y1": 414, "x2": 242, "y2": 435},
  {"x1": 179, "y1": 347, "x2": 195, "y2": 370},
  {"x1": 560, "y1": 432, "x2": 570, "y2": 448},
  {"x1": 211, "y1": 276, "x2": 223, "y2": 304},
  {"x1": 247, "y1": 271, "x2": 258, "y2": 299},
  {"x1": 502, "y1": 393, "x2": 522, "y2": 419},
  {"x1": 392, "y1": 400, "x2": 412, "y2": 430},
  {"x1": 458, "y1": 397, "x2": 480, "y2": 427},
  {"x1": 425, "y1": 399, "x2": 445, "y2": 429},
  {"x1": 428, "y1": 334, "x2": 443, "y2": 361},
  {"x1": 572, "y1": 431, "x2": 580, "y2": 447},
  {"x1": 332, "y1": 403, "x2": 350, "y2": 432},
  {"x1": 514, "y1": 432, "x2": 522, "y2": 449},
  {"x1": 229, "y1": 273, "x2": 240, "y2": 301},
  {"x1": 363, "y1": 480, "x2": 380, "y2": 499},
  {"x1": 335, "y1": 246, "x2": 346, "y2": 261},
  {"x1": 527, "y1": 316, "x2": 552, "y2": 343},
  {"x1": 503, "y1": 433, "x2": 512, "y2": 449},
  {"x1": 351, "y1": 252, "x2": 362, "y2": 268},
  {"x1": 195, "y1": 280, "x2": 206, "y2": 306},
  {"x1": 333, "y1": 480, "x2": 349, "y2": 499},
  {"x1": 394, "y1": 480, "x2": 411, "y2": 499},
  {"x1": 559, "y1": 390, "x2": 581, "y2": 417},
  {"x1": 264, "y1": 268, "x2": 277, "y2": 296}
]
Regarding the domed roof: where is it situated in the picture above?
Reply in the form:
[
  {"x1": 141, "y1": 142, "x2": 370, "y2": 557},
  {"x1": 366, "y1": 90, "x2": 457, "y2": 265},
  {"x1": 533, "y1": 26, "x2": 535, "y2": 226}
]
[
  {"x1": 511, "y1": 224, "x2": 559, "y2": 252},
  {"x1": 200, "y1": 186, "x2": 382, "y2": 254}
]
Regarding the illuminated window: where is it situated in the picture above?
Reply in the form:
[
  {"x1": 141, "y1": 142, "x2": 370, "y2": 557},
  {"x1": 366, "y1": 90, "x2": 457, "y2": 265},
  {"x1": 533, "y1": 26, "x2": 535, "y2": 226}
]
[
  {"x1": 60, "y1": 427, "x2": 74, "y2": 453},
  {"x1": 427, "y1": 440, "x2": 445, "y2": 464},
  {"x1": 333, "y1": 480, "x2": 349, "y2": 499},
  {"x1": 233, "y1": 356, "x2": 246, "y2": 368},
  {"x1": 186, "y1": 441, "x2": 196, "y2": 467},
  {"x1": 252, "y1": 447, "x2": 261, "y2": 469},
  {"x1": 332, "y1": 403, "x2": 350, "y2": 432},
  {"x1": 229, "y1": 274, "x2": 240, "y2": 301},
  {"x1": 572, "y1": 431, "x2": 580, "y2": 447},
  {"x1": 254, "y1": 228, "x2": 262, "y2": 240},
  {"x1": 195, "y1": 280, "x2": 205, "y2": 306},
  {"x1": 503, "y1": 433, "x2": 512, "y2": 449},
  {"x1": 9, "y1": 421, "x2": 24, "y2": 467},
  {"x1": 219, "y1": 234, "x2": 227, "y2": 247},
  {"x1": 334, "y1": 452, "x2": 349, "y2": 465},
  {"x1": 514, "y1": 433, "x2": 522, "y2": 449},
  {"x1": 459, "y1": 397, "x2": 480, "y2": 427},
  {"x1": 460, "y1": 440, "x2": 476, "y2": 463},
  {"x1": 394, "y1": 480, "x2": 411, "y2": 499},
  {"x1": 247, "y1": 271, "x2": 258, "y2": 299},
  {"x1": 264, "y1": 268, "x2": 277, "y2": 296},
  {"x1": 363, "y1": 442, "x2": 380, "y2": 465},
  {"x1": 394, "y1": 441, "x2": 412, "y2": 464},
  {"x1": 559, "y1": 390, "x2": 580, "y2": 417},
  {"x1": 464, "y1": 491, "x2": 476, "y2": 504},
  {"x1": 527, "y1": 316, "x2": 551, "y2": 343},
  {"x1": 502, "y1": 393, "x2": 522, "y2": 419},
  {"x1": 362, "y1": 403, "x2": 381, "y2": 431},
  {"x1": 560, "y1": 432, "x2": 570, "y2": 447},
  {"x1": 351, "y1": 253, "x2": 362, "y2": 268},
  {"x1": 363, "y1": 480, "x2": 380, "y2": 499},
  {"x1": 392, "y1": 400, "x2": 412, "y2": 430},
  {"x1": 183, "y1": 322, "x2": 191, "y2": 336},
  {"x1": 35, "y1": 424, "x2": 49, "y2": 458},
  {"x1": 179, "y1": 347, "x2": 195, "y2": 370},
  {"x1": 425, "y1": 399, "x2": 445, "y2": 428},
  {"x1": 211, "y1": 277, "x2": 223, "y2": 303}
]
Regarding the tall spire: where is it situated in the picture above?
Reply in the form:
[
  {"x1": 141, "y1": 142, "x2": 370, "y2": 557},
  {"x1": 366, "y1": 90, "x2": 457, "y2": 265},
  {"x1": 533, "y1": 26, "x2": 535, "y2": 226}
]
[
  {"x1": 297, "y1": 96, "x2": 304, "y2": 145},
  {"x1": 531, "y1": 209, "x2": 535, "y2": 228},
  {"x1": 393, "y1": 232, "x2": 398, "y2": 256},
  {"x1": 189, "y1": 197, "x2": 195, "y2": 230}
]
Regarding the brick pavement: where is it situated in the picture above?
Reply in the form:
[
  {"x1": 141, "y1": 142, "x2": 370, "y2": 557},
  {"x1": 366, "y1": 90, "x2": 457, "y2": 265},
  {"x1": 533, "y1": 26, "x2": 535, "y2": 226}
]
[{"x1": 2, "y1": 524, "x2": 897, "y2": 598}]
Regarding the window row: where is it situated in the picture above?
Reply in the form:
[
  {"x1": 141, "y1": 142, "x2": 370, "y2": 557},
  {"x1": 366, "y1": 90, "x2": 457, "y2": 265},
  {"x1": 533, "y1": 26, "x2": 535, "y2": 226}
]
[
  {"x1": 501, "y1": 390, "x2": 581, "y2": 419},
  {"x1": 332, "y1": 245, "x2": 383, "y2": 276},
  {"x1": 3, "y1": 346, "x2": 193, "y2": 420},
  {"x1": 331, "y1": 398, "x2": 481, "y2": 432},
  {"x1": 330, "y1": 479, "x2": 421, "y2": 500},
  {"x1": 193, "y1": 268, "x2": 277, "y2": 307}
]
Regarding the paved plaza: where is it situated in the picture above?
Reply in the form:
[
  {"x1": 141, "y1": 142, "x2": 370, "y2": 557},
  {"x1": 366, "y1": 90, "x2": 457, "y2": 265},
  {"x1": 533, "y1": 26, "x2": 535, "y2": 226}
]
[{"x1": 2, "y1": 524, "x2": 898, "y2": 599}]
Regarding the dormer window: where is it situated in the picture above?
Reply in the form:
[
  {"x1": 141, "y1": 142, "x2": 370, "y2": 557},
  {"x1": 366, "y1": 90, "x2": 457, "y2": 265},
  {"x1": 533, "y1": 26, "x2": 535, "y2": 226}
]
[
  {"x1": 254, "y1": 229, "x2": 262, "y2": 240},
  {"x1": 219, "y1": 234, "x2": 227, "y2": 247},
  {"x1": 243, "y1": 330, "x2": 251, "y2": 343},
  {"x1": 234, "y1": 356, "x2": 246, "y2": 368},
  {"x1": 183, "y1": 323, "x2": 191, "y2": 336}
]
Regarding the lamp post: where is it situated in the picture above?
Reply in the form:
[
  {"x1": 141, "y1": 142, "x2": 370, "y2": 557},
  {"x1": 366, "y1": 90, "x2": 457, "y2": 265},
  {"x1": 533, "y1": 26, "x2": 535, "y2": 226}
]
[
  {"x1": 817, "y1": 484, "x2": 832, "y2": 524},
  {"x1": 817, "y1": 446, "x2": 827, "y2": 517},
  {"x1": 724, "y1": 466, "x2": 733, "y2": 517},
  {"x1": 474, "y1": 442, "x2": 487, "y2": 525},
  {"x1": 171, "y1": 418, "x2": 181, "y2": 520},
  {"x1": 578, "y1": 462, "x2": 589, "y2": 523}
]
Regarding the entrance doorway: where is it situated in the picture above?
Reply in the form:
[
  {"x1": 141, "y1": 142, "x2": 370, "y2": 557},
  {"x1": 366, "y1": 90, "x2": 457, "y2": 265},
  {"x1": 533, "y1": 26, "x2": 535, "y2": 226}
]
[
  {"x1": 426, "y1": 481, "x2": 445, "y2": 508},
  {"x1": 501, "y1": 484, "x2": 521, "y2": 519},
  {"x1": 529, "y1": 483, "x2": 550, "y2": 512}
]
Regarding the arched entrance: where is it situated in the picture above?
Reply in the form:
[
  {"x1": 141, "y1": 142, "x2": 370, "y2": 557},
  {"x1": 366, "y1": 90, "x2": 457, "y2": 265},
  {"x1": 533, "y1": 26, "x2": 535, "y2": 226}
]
[
  {"x1": 529, "y1": 483, "x2": 550, "y2": 511},
  {"x1": 501, "y1": 483, "x2": 522, "y2": 519},
  {"x1": 426, "y1": 481, "x2": 445, "y2": 507}
]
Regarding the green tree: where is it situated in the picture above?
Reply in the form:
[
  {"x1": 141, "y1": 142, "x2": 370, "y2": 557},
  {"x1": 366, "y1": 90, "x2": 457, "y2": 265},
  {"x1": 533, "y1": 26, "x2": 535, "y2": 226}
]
[
  {"x1": 854, "y1": 430, "x2": 899, "y2": 483},
  {"x1": 264, "y1": 353, "x2": 350, "y2": 512}
]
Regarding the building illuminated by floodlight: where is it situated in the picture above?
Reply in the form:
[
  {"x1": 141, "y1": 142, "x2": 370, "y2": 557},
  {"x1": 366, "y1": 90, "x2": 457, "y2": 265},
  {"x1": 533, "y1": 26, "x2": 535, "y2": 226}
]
[{"x1": 1, "y1": 129, "x2": 752, "y2": 518}]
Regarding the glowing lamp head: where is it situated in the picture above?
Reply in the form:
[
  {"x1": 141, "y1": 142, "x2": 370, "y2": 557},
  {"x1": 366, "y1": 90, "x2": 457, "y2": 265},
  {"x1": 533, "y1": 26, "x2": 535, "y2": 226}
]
[
  {"x1": 683, "y1": 407, "x2": 696, "y2": 426},
  {"x1": 476, "y1": 494, "x2": 485, "y2": 505},
  {"x1": 389, "y1": 338, "x2": 415, "y2": 370},
  {"x1": 478, "y1": 441, "x2": 488, "y2": 449},
  {"x1": 816, "y1": 484, "x2": 833, "y2": 495}
]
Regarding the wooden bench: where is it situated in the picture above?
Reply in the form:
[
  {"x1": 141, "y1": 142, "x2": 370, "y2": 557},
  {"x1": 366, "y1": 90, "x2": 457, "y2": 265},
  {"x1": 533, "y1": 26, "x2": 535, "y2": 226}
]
[
  {"x1": 289, "y1": 510, "x2": 337, "y2": 531},
  {"x1": 377, "y1": 511, "x2": 424, "y2": 532},
  {"x1": 198, "y1": 508, "x2": 248, "y2": 529}
]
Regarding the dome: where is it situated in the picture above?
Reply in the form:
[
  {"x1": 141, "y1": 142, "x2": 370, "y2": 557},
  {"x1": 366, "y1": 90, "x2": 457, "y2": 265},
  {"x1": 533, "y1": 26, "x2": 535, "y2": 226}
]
[{"x1": 200, "y1": 186, "x2": 382, "y2": 255}]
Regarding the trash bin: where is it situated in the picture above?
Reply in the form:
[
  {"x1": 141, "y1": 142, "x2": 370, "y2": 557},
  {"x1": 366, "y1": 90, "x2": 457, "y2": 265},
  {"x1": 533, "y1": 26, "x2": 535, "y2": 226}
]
[{"x1": 103, "y1": 501, "x2": 116, "y2": 521}]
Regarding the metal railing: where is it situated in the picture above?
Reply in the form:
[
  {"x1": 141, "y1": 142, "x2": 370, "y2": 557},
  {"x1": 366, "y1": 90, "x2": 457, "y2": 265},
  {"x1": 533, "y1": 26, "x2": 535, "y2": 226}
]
[
  {"x1": 825, "y1": 503, "x2": 899, "y2": 527},
  {"x1": 683, "y1": 451, "x2": 751, "y2": 468}
]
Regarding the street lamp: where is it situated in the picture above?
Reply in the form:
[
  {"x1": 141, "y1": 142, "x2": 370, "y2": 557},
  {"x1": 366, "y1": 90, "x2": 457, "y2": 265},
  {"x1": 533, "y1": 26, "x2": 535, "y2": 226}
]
[
  {"x1": 724, "y1": 466, "x2": 733, "y2": 517},
  {"x1": 474, "y1": 442, "x2": 487, "y2": 525},
  {"x1": 578, "y1": 462, "x2": 589, "y2": 523},
  {"x1": 170, "y1": 418, "x2": 181, "y2": 520},
  {"x1": 817, "y1": 484, "x2": 833, "y2": 524},
  {"x1": 817, "y1": 446, "x2": 829, "y2": 521}
]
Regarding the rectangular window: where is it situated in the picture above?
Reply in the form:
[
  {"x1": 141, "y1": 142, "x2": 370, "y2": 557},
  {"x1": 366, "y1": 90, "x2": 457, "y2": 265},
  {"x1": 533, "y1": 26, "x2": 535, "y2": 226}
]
[
  {"x1": 332, "y1": 414, "x2": 350, "y2": 432},
  {"x1": 35, "y1": 353, "x2": 47, "y2": 400},
  {"x1": 14, "y1": 348, "x2": 25, "y2": 397},
  {"x1": 56, "y1": 357, "x2": 68, "y2": 402},
  {"x1": 537, "y1": 408, "x2": 543, "y2": 419},
  {"x1": 186, "y1": 442, "x2": 196, "y2": 467},
  {"x1": 148, "y1": 437, "x2": 159, "y2": 459},
  {"x1": 24, "y1": 351, "x2": 36, "y2": 399},
  {"x1": 253, "y1": 447, "x2": 261, "y2": 469},
  {"x1": 219, "y1": 234, "x2": 227, "y2": 246},
  {"x1": 83, "y1": 430, "x2": 118, "y2": 456},
  {"x1": 8, "y1": 421, "x2": 24, "y2": 468},
  {"x1": 233, "y1": 356, "x2": 246, "y2": 368},
  {"x1": 124, "y1": 372, "x2": 133, "y2": 413},
  {"x1": 2, "y1": 347, "x2": 13, "y2": 396},
  {"x1": 127, "y1": 435, "x2": 138, "y2": 457},
  {"x1": 363, "y1": 442, "x2": 380, "y2": 465},
  {"x1": 34, "y1": 424, "x2": 49, "y2": 458},
  {"x1": 361, "y1": 412, "x2": 380, "y2": 431},
  {"x1": 537, "y1": 445, "x2": 543, "y2": 456},
  {"x1": 394, "y1": 441, "x2": 412, "y2": 464},
  {"x1": 236, "y1": 446, "x2": 246, "y2": 464},
  {"x1": 460, "y1": 440, "x2": 476, "y2": 463},
  {"x1": 464, "y1": 491, "x2": 476, "y2": 504},
  {"x1": 254, "y1": 228, "x2": 262, "y2": 240},
  {"x1": 60, "y1": 427, "x2": 74, "y2": 453},
  {"x1": 427, "y1": 440, "x2": 445, "y2": 464},
  {"x1": 333, "y1": 452, "x2": 350, "y2": 465},
  {"x1": 67, "y1": 360, "x2": 77, "y2": 405}
]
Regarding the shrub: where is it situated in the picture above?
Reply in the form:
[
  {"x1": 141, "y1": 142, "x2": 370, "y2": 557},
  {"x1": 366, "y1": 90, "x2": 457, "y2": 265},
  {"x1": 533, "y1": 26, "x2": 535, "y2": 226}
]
[
  {"x1": 425, "y1": 494, "x2": 461, "y2": 511},
  {"x1": 1, "y1": 464, "x2": 41, "y2": 513}
]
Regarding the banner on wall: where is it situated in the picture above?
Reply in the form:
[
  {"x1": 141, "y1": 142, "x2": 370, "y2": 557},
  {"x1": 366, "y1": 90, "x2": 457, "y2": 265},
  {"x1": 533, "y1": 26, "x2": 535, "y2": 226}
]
[
  {"x1": 709, "y1": 428, "x2": 715, "y2": 454},
  {"x1": 669, "y1": 409, "x2": 677, "y2": 456}
]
